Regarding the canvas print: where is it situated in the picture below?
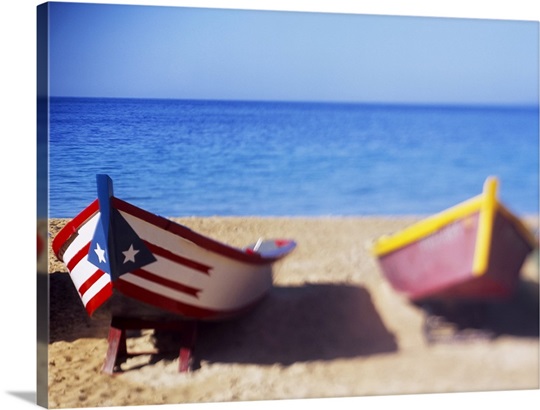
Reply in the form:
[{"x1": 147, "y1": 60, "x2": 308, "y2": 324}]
[{"x1": 37, "y1": 1, "x2": 539, "y2": 408}]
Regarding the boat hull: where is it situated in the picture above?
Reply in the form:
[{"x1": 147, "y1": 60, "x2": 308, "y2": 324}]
[
  {"x1": 53, "y1": 184, "x2": 296, "y2": 320},
  {"x1": 372, "y1": 177, "x2": 536, "y2": 302},
  {"x1": 376, "y1": 211, "x2": 533, "y2": 301}
]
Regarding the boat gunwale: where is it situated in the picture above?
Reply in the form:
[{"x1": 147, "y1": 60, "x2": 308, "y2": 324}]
[
  {"x1": 371, "y1": 195, "x2": 483, "y2": 257},
  {"x1": 371, "y1": 177, "x2": 537, "y2": 264},
  {"x1": 52, "y1": 197, "x2": 296, "y2": 266},
  {"x1": 112, "y1": 197, "x2": 296, "y2": 265}
]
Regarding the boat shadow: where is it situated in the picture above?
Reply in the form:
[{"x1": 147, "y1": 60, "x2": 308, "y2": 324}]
[
  {"x1": 48, "y1": 273, "x2": 398, "y2": 366},
  {"x1": 193, "y1": 283, "x2": 398, "y2": 366},
  {"x1": 48, "y1": 272, "x2": 112, "y2": 343},
  {"x1": 48, "y1": 273, "x2": 398, "y2": 364},
  {"x1": 416, "y1": 277, "x2": 539, "y2": 342},
  {"x1": 488, "y1": 277, "x2": 539, "y2": 337}
]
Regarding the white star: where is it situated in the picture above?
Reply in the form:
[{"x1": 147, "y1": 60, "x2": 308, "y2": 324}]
[
  {"x1": 94, "y1": 243, "x2": 106, "y2": 263},
  {"x1": 122, "y1": 244, "x2": 139, "y2": 264}
]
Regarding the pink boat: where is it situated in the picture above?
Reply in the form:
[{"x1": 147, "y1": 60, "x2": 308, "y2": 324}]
[{"x1": 371, "y1": 177, "x2": 537, "y2": 302}]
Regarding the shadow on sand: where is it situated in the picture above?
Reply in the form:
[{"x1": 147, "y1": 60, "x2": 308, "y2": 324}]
[
  {"x1": 416, "y1": 277, "x2": 539, "y2": 342},
  {"x1": 48, "y1": 272, "x2": 112, "y2": 343},
  {"x1": 48, "y1": 273, "x2": 397, "y2": 368},
  {"x1": 193, "y1": 283, "x2": 397, "y2": 366}
]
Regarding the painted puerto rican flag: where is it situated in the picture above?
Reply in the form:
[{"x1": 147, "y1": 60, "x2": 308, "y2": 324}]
[{"x1": 52, "y1": 175, "x2": 289, "y2": 319}]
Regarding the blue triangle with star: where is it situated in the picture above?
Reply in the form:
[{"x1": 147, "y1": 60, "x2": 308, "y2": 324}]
[
  {"x1": 109, "y1": 207, "x2": 156, "y2": 280},
  {"x1": 87, "y1": 174, "x2": 156, "y2": 282}
]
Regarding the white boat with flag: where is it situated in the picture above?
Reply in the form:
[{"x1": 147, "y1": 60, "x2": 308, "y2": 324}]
[{"x1": 52, "y1": 174, "x2": 297, "y2": 322}]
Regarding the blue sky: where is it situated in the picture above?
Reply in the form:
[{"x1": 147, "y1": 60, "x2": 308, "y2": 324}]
[{"x1": 47, "y1": 2, "x2": 539, "y2": 105}]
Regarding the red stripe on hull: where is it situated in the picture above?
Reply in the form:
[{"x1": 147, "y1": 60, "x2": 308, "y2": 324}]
[
  {"x1": 52, "y1": 200, "x2": 99, "y2": 258},
  {"x1": 114, "y1": 279, "x2": 255, "y2": 320},
  {"x1": 66, "y1": 242, "x2": 91, "y2": 272},
  {"x1": 85, "y1": 282, "x2": 113, "y2": 316},
  {"x1": 78, "y1": 269, "x2": 106, "y2": 297},
  {"x1": 129, "y1": 268, "x2": 201, "y2": 298},
  {"x1": 145, "y1": 242, "x2": 211, "y2": 275}
]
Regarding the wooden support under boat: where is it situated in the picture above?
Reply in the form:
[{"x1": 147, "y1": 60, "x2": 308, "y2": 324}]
[{"x1": 102, "y1": 316, "x2": 198, "y2": 375}]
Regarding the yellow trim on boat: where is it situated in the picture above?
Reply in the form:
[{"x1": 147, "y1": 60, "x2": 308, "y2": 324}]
[
  {"x1": 471, "y1": 177, "x2": 498, "y2": 276},
  {"x1": 372, "y1": 194, "x2": 483, "y2": 257}
]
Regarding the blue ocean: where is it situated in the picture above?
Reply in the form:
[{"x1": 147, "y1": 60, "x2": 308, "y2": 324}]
[{"x1": 48, "y1": 97, "x2": 539, "y2": 218}]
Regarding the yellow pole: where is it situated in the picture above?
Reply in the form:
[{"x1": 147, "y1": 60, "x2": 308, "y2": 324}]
[{"x1": 472, "y1": 176, "x2": 498, "y2": 276}]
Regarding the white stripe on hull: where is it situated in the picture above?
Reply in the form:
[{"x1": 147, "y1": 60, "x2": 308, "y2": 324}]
[
  {"x1": 62, "y1": 213, "x2": 100, "y2": 263},
  {"x1": 69, "y1": 257, "x2": 97, "y2": 287},
  {"x1": 80, "y1": 274, "x2": 110, "y2": 306},
  {"x1": 142, "y1": 255, "x2": 209, "y2": 285}
]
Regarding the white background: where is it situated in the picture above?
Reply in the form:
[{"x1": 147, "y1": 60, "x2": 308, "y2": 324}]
[{"x1": 1, "y1": 1, "x2": 539, "y2": 409}]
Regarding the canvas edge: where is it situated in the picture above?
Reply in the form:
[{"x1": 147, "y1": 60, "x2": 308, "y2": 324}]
[{"x1": 37, "y1": 2, "x2": 50, "y2": 408}]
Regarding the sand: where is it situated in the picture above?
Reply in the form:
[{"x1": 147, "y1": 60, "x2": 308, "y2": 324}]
[{"x1": 44, "y1": 216, "x2": 539, "y2": 408}]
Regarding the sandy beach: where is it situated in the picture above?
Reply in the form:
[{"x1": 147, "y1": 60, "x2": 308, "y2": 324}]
[{"x1": 44, "y1": 216, "x2": 539, "y2": 408}]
